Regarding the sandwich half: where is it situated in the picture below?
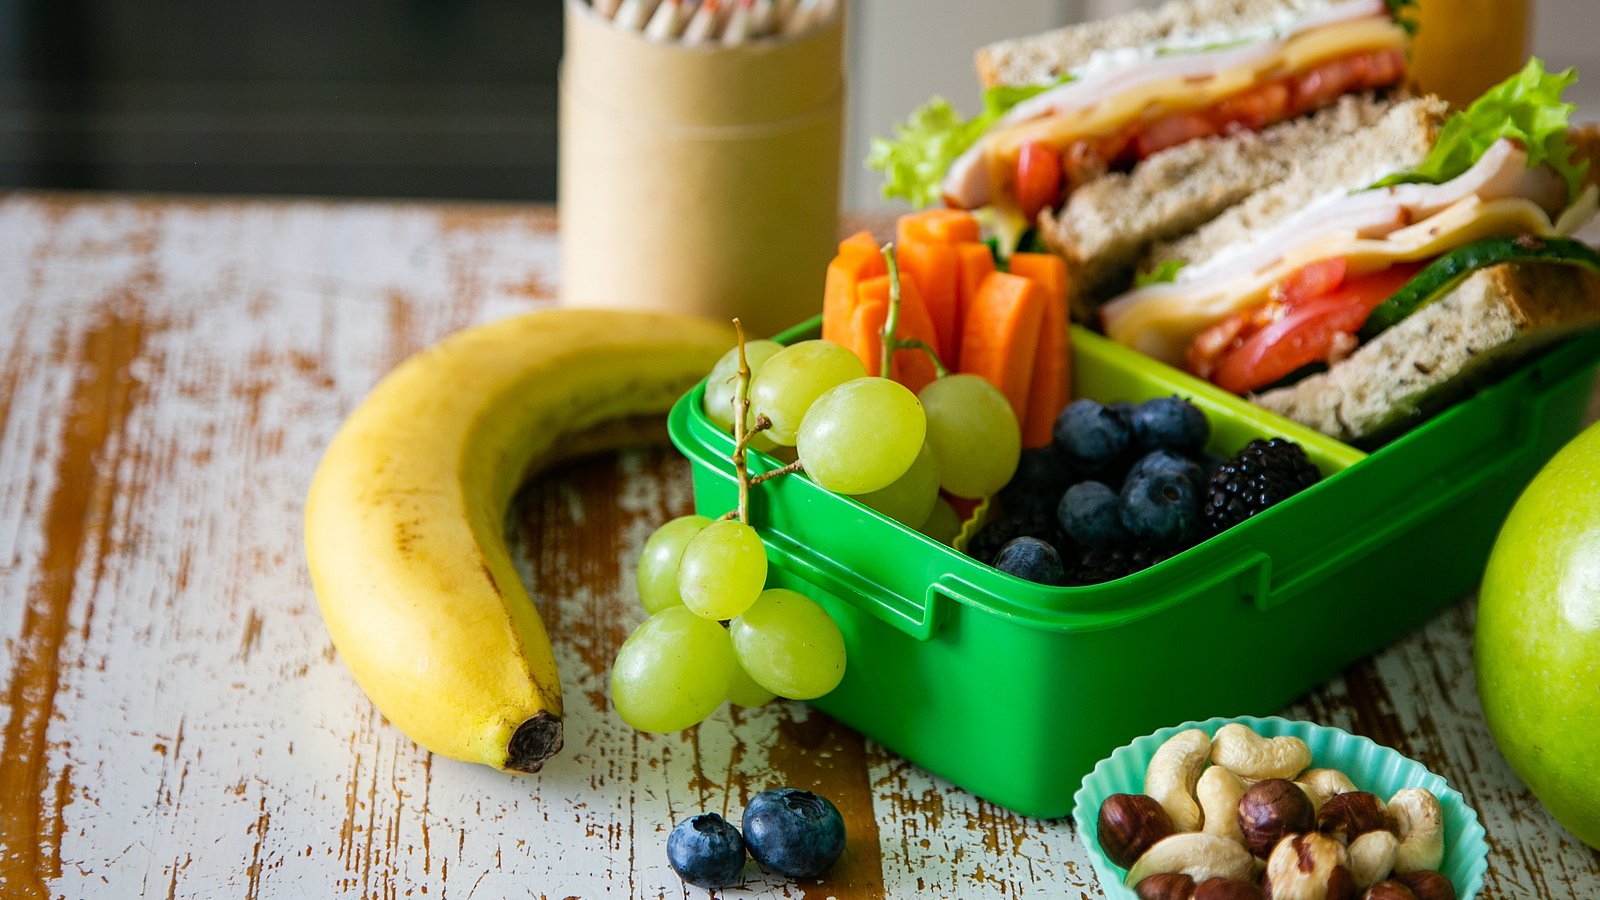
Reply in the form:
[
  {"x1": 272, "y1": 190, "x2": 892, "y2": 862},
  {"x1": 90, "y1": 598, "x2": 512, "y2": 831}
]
[
  {"x1": 1099, "y1": 60, "x2": 1600, "y2": 444},
  {"x1": 870, "y1": 0, "x2": 1413, "y2": 231}
]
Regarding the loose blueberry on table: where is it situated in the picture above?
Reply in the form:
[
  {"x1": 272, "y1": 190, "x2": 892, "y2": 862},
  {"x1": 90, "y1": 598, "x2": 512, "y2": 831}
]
[
  {"x1": 742, "y1": 788, "x2": 848, "y2": 879},
  {"x1": 667, "y1": 813, "x2": 747, "y2": 890}
]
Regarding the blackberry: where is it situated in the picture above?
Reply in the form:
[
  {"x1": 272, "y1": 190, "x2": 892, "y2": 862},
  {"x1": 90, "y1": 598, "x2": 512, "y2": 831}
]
[
  {"x1": 1203, "y1": 438, "x2": 1321, "y2": 535},
  {"x1": 1062, "y1": 538, "x2": 1186, "y2": 586},
  {"x1": 1063, "y1": 545, "x2": 1133, "y2": 586}
]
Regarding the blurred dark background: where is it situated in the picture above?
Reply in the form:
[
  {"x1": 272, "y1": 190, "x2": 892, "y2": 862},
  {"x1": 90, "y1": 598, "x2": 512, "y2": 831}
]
[{"x1": 0, "y1": 0, "x2": 562, "y2": 200}]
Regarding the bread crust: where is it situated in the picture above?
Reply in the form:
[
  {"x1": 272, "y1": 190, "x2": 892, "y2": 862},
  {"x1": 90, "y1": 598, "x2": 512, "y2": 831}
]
[
  {"x1": 975, "y1": 0, "x2": 1335, "y2": 88},
  {"x1": 1043, "y1": 93, "x2": 1405, "y2": 321},
  {"x1": 1147, "y1": 96, "x2": 1449, "y2": 270},
  {"x1": 1254, "y1": 263, "x2": 1600, "y2": 443}
]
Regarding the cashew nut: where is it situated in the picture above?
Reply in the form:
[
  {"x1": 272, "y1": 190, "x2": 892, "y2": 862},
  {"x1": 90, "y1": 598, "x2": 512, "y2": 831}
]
[
  {"x1": 1297, "y1": 768, "x2": 1358, "y2": 812},
  {"x1": 1347, "y1": 829, "x2": 1400, "y2": 888},
  {"x1": 1263, "y1": 832, "x2": 1355, "y2": 900},
  {"x1": 1210, "y1": 724, "x2": 1312, "y2": 781},
  {"x1": 1197, "y1": 766, "x2": 1248, "y2": 848},
  {"x1": 1125, "y1": 832, "x2": 1256, "y2": 887},
  {"x1": 1146, "y1": 729, "x2": 1211, "y2": 832},
  {"x1": 1388, "y1": 788, "x2": 1445, "y2": 873}
]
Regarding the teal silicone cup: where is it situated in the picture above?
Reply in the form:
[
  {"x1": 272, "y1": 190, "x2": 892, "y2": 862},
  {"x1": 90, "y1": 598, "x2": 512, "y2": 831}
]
[{"x1": 1072, "y1": 715, "x2": 1488, "y2": 898}]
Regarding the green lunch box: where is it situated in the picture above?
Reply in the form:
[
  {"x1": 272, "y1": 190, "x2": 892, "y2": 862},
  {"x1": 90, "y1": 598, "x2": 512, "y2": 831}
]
[{"x1": 666, "y1": 317, "x2": 1600, "y2": 819}]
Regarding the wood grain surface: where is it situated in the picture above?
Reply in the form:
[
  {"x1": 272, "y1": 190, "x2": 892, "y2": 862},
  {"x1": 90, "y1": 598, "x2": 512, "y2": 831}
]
[{"x1": 0, "y1": 193, "x2": 1596, "y2": 898}]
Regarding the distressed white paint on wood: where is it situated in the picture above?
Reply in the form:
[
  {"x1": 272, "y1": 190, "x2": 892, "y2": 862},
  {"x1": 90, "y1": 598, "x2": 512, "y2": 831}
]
[{"x1": 0, "y1": 194, "x2": 1596, "y2": 899}]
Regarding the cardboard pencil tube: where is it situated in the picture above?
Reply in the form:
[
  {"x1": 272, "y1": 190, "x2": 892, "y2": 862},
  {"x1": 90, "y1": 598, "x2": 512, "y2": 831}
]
[{"x1": 559, "y1": 0, "x2": 843, "y2": 337}]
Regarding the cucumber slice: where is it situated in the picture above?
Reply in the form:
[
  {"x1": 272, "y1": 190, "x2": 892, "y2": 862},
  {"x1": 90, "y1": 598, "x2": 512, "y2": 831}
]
[{"x1": 1359, "y1": 235, "x2": 1600, "y2": 339}]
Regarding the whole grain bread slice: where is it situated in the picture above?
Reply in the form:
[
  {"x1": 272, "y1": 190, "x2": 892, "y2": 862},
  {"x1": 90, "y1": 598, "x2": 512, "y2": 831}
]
[
  {"x1": 1146, "y1": 95, "x2": 1450, "y2": 271},
  {"x1": 1044, "y1": 92, "x2": 1405, "y2": 320},
  {"x1": 976, "y1": 0, "x2": 1336, "y2": 88},
  {"x1": 1254, "y1": 262, "x2": 1600, "y2": 443}
]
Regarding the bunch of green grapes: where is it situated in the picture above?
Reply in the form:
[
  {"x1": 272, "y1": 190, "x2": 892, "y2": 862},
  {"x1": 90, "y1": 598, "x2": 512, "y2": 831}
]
[
  {"x1": 613, "y1": 248, "x2": 1024, "y2": 734},
  {"x1": 612, "y1": 513, "x2": 848, "y2": 733}
]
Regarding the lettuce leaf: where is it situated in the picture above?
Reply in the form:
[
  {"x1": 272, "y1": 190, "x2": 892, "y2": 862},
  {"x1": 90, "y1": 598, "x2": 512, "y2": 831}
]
[
  {"x1": 1385, "y1": 0, "x2": 1418, "y2": 36},
  {"x1": 867, "y1": 76, "x2": 1070, "y2": 209},
  {"x1": 1133, "y1": 259, "x2": 1186, "y2": 287},
  {"x1": 1371, "y1": 57, "x2": 1588, "y2": 203}
]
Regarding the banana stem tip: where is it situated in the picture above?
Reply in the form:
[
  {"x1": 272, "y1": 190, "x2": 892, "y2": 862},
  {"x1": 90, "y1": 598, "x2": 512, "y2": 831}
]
[{"x1": 505, "y1": 711, "x2": 564, "y2": 773}]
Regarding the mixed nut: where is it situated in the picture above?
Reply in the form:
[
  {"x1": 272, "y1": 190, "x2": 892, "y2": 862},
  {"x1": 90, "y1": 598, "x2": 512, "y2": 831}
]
[{"x1": 1096, "y1": 724, "x2": 1456, "y2": 900}]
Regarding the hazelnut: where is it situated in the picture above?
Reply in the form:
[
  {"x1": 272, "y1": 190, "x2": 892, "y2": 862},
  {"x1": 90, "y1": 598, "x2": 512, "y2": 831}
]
[
  {"x1": 1137, "y1": 872, "x2": 1197, "y2": 900},
  {"x1": 1100, "y1": 793, "x2": 1177, "y2": 869},
  {"x1": 1238, "y1": 778, "x2": 1315, "y2": 857},
  {"x1": 1264, "y1": 832, "x2": 1356, "y2": 900},
  {"x1": 1361, "y1": 882, "x2": 1418, "y2": 900},
  {"x1": 1318, "y1": 792, "x2": 1393, "y2": 844},
  {"x1": 1393, "y1": 871, "x2": 1457, "y2": 900},
  {"x1": 1194, "y1": 876, "x2": 1266, "y2": 900}
]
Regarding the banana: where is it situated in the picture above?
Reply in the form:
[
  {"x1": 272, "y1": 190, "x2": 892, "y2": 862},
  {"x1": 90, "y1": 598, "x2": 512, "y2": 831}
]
[{"x1": 305, "y1": 308, "x2": 733, "y2": 772}]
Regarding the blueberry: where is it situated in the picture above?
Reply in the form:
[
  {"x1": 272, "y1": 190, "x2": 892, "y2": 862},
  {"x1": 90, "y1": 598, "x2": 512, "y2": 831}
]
[
  {"x1": 993, "y1": 537, "x2": 1066, "y2": 586},
  {"x1": 1126, "y1": 449, "x2": 1203, "y2": 487},
  {"x1": 1128, "y1": 396, "x2": 1210, "y2": 454},
  {"x1": 997, "y1": 445, "x2": 1073, "y2": 518},
  {"x1": 742, "y1": 788, "x2": 846, "y2": 879},
  {"x1": 1057, "y1": 481, "x2": 1128, "y2": 550},
  {"x1": 667, "y1": 813, "x2": 747, "y2": 890},
  {"x1": 1053, "y1": 399, "x2": 1132, "y2": 476},
  {"x1": 1120, "y1": 469, "x2": 1199, "y2": 546}
]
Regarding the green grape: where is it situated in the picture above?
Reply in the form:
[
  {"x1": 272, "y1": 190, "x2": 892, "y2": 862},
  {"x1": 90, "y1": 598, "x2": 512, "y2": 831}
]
[
  {"x1": 919, "y1": 373, "x2": 1021, "y2": 499},
  {"x1": 852, "y1": 442, "x2": 939, "y2": 528},
  {"x1": 610, "y1": 606, "x2": 737, "y2": 733},
  {"x1": 702, "y1": 339, "x2": 783, "y2": 432},
  {"x1": 797, "y1": 377, "x2": 926, "y2": 495},
  {"x1": 636, "y1": 514, "x2": 712, "y2": 614},
  {"x1": 919, "y1": 497, "x2": 963, "y2": 545},
  {"x1": 726, "y1": 663, "x2": 777, "y2": 708},
  {"x1": 730, "y1": 588, "x2": 846, "y2": 700},
  {"x1": 749, "y1": 340, "x2": 867, "y2": 445},
  {"x1": 677, "y1": 519, "x2": 767, "y2": 621}
]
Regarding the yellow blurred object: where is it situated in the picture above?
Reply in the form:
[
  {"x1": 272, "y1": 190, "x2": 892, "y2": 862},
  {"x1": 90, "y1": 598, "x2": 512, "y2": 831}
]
[{"x1": 1409, "y1": 0, "x2": 1530, "y2": 108}]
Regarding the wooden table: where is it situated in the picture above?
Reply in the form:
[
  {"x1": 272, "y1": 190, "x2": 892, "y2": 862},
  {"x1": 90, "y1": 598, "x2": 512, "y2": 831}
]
[{"x1": 1, "y1": 193, "x2": 1596, "y2": 899}]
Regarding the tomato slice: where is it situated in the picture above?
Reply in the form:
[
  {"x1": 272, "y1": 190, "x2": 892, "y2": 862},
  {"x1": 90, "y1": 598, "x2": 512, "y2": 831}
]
[
  {"x1": 1210, "y1": 262, "x2": 1427, "y2": 394},
  {"x1": 1015, "y1": 142, "x2": 1064, "y2": 221},
  {"x1": 1133, "y1": 113, "x2": 1218, "y2": 158},
  {"x1": 1211, "y1": 81, "x2": 1292, "y2": 133},
  {"x1": 1272, "y1": 257, "x2": 1347, "y2": 305}
]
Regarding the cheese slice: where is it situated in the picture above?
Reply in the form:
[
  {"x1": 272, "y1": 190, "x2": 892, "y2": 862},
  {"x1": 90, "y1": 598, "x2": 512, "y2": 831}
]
[
  {"x1": 1105, "y1": 194, "x2": 1591, "y2": 364},
  {"x1": 986, "y1": 16, "x2": 1407, "y2": 161},
  {"x1": 943, "y1": 12, "x2": 1408, "y2": 209}
]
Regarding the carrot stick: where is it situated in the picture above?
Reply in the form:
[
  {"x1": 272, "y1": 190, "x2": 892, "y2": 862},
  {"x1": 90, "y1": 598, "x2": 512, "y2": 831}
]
[
  {"x1": 1009, "y1": 254, "x2": 1071, "y2": 448},
  {"x1": 822, "y1": 242, "x2": 886, "y2": 346},
  {"x1": 838, "y1": 230, "x2": 880, "y2": 255},
  {"x1": 896, "y1": 209, "x2": 981, "y2": 246},
  {"x1": 855, "y1": 272, "x2": 940, "y2": 393},
  {"x1": 897, "y1": 239, "x2": 960, "y2": 365},
  {"x1": 958, "y1": 271, "x2": 1044, "y2": 422},
  {"x1": 953, "y1": 242, "x2": 996, "y2": 368}
]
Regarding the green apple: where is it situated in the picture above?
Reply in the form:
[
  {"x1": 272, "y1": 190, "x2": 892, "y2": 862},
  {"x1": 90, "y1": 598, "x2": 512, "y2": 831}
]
[{"x1": 1477, "y1": 419, "x2": 1600, "y2": 849}]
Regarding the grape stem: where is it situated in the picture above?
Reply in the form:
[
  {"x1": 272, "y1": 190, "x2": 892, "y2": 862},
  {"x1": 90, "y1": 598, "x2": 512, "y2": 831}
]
[
  {"x1": 750, "y1": 460, "x2": 804, "y2": 485},
  {"x1": 731, "y1": 318, "x2": 753, "y2": 525},
  {"x1": 879, "y1": 242, "x2": 950, "y2": 380}
]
